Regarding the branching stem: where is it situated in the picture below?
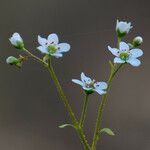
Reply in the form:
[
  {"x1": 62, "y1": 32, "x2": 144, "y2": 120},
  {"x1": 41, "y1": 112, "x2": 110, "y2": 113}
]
[{"x1": 91, "y1": 63, "x2": 123, "y2": 150}]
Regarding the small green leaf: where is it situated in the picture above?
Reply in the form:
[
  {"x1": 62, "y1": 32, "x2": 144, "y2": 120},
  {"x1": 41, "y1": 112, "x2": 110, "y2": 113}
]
[
  {"x1": 43, "y1": 55, "x2": 49, "y2": 62},
  {"x1": 100, "y1": 128, "x2": 115, "y2": 136},
  {"x1": 59, "y1": 124, "x2": 75, "y2": 129}
]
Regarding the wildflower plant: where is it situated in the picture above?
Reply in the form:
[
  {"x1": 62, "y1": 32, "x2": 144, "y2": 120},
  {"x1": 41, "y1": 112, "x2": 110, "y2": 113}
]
[{"x1": 6, "y1": 20, "x2": 143, "y2": 150}]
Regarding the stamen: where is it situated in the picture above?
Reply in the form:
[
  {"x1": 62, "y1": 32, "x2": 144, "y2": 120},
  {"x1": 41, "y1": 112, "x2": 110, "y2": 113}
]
[{"x1": 120, "y1": 52, "x2": 129, "y2": 61}]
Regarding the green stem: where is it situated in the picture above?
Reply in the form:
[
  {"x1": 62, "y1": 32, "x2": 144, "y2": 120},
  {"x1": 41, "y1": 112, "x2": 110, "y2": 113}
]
[
  {"x1": 91, "y1": 63, "x2": 123, "y2": 150},
  {"x1": 47, "y1": 57, "x2": 91, "y2": 150},
  {"x1": 118, "y1": 37, "x2": 121, "y2": 48},
  {"x1": 23, "y1": 48, "x2": 47, "y2": 66},
  {"x1": 80, "y1": 93, "x2": 89, "y2": 128},
  {"x1": 47, "y1": 57, "x2": 78, "y2": 125},
  {"x1": 22, "y1": 50, "x2": 91, "y2": 150}
]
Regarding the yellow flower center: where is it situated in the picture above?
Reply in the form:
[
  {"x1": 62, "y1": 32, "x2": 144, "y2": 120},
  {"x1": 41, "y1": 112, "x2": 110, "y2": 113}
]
[
  {"x1": 120, "y1": 53, "x2": 129, "y2": 61},
  {"x1": 48, "y1": 45, "x2": 57, "y2": 54}
]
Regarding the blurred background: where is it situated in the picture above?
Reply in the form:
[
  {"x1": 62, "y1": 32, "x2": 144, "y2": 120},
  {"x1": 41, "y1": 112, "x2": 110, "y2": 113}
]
[{"x1": 0, "y1": 0, "x2": 149, "y2": 149}]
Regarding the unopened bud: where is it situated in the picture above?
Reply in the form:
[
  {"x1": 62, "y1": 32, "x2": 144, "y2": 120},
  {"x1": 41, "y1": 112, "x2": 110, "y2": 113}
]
[
  {"x1": 133, "y1": 36, "x2": 143, "y2": 47},
  {"x1": 9, "y1": 33, "x2": 24, "y2": 49}
]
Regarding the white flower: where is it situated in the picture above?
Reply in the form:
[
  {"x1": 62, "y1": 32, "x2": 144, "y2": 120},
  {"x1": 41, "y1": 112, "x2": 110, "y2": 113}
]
[
  {"x1": 108, "y1": 41, "x2": 143, "y2": 67},
  {"x1": 116, "y1": 20, "x2": 132, "y2": 37},
  {"x1": 133, "y1": 36, "x2": 143, "y2": 47},
  {"x1": 37, "y1": 33, "x2": 70, "y2": 58},
  {"x1": 72, "y1": 72, "x2": 107, "y2": 95},
  {"x1": 9, "y1": 33, "x2": 24, "y2": 49}
]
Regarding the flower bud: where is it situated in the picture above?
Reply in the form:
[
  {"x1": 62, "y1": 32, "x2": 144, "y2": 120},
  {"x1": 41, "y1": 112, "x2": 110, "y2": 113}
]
[
  {"x1": 9, "y1": 33, "x2": 24, "y2": 49},
  {"x1": 133, "y1": 36, "x2": 143, "y2": 47},
  {"x1": 6, "y1": 56, "x2": 22, "y2": 68},
  {"x1": 43, "y1": 55, "x2": 50, "y2": 62},
  {"x1": 116, "y1": 20, "x2": 132, "y2": 38},
  {"x1": 6, "y1": 56, "x2": 19, "y2": 65}
]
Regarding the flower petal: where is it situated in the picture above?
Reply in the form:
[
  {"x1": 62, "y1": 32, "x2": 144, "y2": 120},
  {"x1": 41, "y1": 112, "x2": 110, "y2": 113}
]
[
  {"x1": 9, "y1": 38, "x2": 16, "y2": 45},
  {"x1": 51, "y1": 52, "x2": 63, "y2": 58},
  {"x1": 12, "y1": 33, "x2": 23, "y2": 42},
  {"x1": 83, "y1": 86, "x2": 93, "y2": 91},
  {"x1": 94, "y1": 82, "x2": 107, "y2": 90},
  {"x1": 57, "y1": 43, "x2": 71, "y2": 52},
  {"x1": 48, "y1": 33, "x2": 59, "y2": 44},
  {"x1": 130, "y1": 49, "x2": 143, "y2": 58},
  {"x1": 38, "y1": 36, "x2": 47, "y2": 46},
  {"x1": 72, "y1": 79, "x2": 84, "y2": 86},
  {"x1": 9, "y1": 33, "x2": 23, "y2": 46},
  {"x1": 119, "y1": 42, "x2": 129, "y2": 51},
  {"x1": 94, "y1": 89, "x2": 106, "y2": 95},
  {"x1": 126, "y1": 58, "x2": 141, "y2": 67},
  {"x1": 81, "y1": 72, "x2": 92, "y2": 84},
  {"x1": 108, "y1": 46, "x2": 119, "y2": 56},
  {"x1": 114, "y1": 57, "x2": 125, "y2": 63},
  {"x1": 37, "y1": 46, "x2": 49, "y2": 54}
]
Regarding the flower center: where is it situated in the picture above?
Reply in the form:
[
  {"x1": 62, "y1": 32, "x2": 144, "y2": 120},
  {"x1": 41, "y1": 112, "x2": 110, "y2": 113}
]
[
  {"x1": 85, "y1": 80, "x2": 95, "y2": 88},
  {"x1": 48, "y1": 45, "x2": 57, "y2": 54},
  {"x1": 120, "y1": 52, "x2": 129, "y2": 61}
]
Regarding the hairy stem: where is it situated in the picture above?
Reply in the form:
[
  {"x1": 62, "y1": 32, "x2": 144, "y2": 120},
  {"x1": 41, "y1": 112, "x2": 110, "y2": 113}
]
[
  {"x1": 47, "y1": 57, "x2": 91, "y2": 150},
  {"x1": 91, "y1": 63, "x2": 123, "y2": 150},
  {"x1": 23, "y1": 48, "x2": 47, "y2": 66},
  {"x1": 80, "y1": 93, "x2": 90, "y2": 128},
  {"x1": 47, "y1": 58, "x2": 78, "y2": 125},
  {"x1": 23, "y1": 49, "x2": 91, "y2": 150},
  {"x1": 118, "y1": 37, "x2": 121, "y2": 48}
]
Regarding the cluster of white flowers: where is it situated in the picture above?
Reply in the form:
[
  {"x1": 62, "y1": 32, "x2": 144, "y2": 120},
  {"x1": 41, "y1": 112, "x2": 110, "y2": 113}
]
[
  {"x1": 8, "y1": 19, "x2": 144, "y2": 95},
  {"x1": 108, "y1": 20, "x2": 143, "y2": 67}
]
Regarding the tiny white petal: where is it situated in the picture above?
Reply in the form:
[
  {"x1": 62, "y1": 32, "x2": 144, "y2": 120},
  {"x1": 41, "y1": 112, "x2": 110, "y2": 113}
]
[
  {"x1": 48, "y1": 33, "x2": 59, "y2": 44},
  {"x1": 9, "y1": 33, "x2": 23, "y2": 46},
  {"x1": 119, "y1": 42, "x2": 129, "y2": 51},
  {"x1": 94, "y1": 82, "x2": 107, "y2": 90},
  {"x1": 72, "y1": 79, "x2": 84, "y2": 86},
  {"x1": 12, "y1": 33, "x2": 23, "y2": 42},
  {"x1": 81, "y1": 72, "x2": 92, "y2": 84},
  {"x1": 37, "y1": 46, "x2": 49, "y2": 54},
  {"x1": 82, "y1": 86, "x2": 93, "y2": 91},
  {"x1": 94, "y1": 89, "x2": 106, "y2": 95},
  {"x1": 9, "y1": 38, "x2": 16, "y2": 45},
  {"x1": 51, "y1": 52, "x2": 63, "y2": 58},
  {"x1": 114, "y1": 57, "x2": 125, "y2": 64},
  {"x1": 57, "y1": 43, "x2": 71, "y2": 52},
  {"x1": 108, "y1": 46, "x2": 119, "y2": 56},
  {"x1": 130, "y1": 49, "x2": 143, "y2": 58},
  {"x1": 126, "y1": 58, "x2": 141, "y2": 67},
  {"x1": 38, "y1": 35, "x2": 47, "y2": 46}
]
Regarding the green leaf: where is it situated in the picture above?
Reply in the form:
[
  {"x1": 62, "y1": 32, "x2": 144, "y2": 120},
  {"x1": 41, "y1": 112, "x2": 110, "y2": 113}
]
[
  {"x1": 100, "y1": 128, "x2": 115, "y2": 136},
  {"x1": 59, "y1": 124, "x2": 75, "y2": 129},
  {"x1": 43, "y1": 55, "x2": 50, "y2": 62}
]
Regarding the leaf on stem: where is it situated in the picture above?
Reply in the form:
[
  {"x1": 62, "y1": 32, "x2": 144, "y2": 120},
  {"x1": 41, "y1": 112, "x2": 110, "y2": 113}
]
[
  {"x1": 99, "y1": 128, "x2": 115, "y2": 136},
  {"x1": 59, "y1": 124, "x2": 75, "y2": 129}
]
